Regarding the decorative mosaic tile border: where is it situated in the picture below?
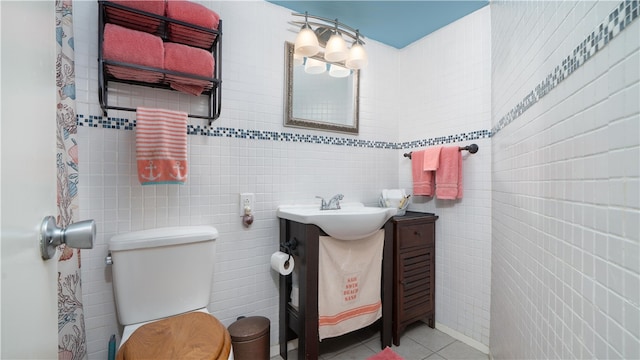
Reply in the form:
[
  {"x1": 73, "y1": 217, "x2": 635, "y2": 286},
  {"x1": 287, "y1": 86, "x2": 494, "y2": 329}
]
[
  {"x1": 77, "y1": 114, "x2": 491, "y2": 150},
  {"x1": 492, "y1": 0, "x2": 639, "y2": 136}
]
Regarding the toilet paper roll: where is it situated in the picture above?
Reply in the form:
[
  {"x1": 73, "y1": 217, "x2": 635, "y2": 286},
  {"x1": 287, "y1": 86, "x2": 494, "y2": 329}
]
[{"x1": 271, "y1": 251, "x2": 294, "y2": 276}]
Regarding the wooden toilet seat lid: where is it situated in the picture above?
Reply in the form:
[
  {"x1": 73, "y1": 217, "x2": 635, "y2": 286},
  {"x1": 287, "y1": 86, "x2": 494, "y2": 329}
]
[{"x1": 116, "y1": 312, "x2": 231, "y2": 360}]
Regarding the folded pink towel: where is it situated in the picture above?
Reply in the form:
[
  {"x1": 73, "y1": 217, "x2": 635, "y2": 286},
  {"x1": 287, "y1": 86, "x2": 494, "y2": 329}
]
[
  {"x1": 412, "y1": 150, "x2": 434, "y2": 196},
  {"x1": 423, "y1": 146, "x2": 442, "y2": 171},
  {"x1": 166, "y1": 0, "x2": 220, "y2": 49},
  {"x1": 109, "y1": 0, "x2": 165, "y2": 15},
  {"x1": 106, "y1": 1, "x2": 165, "y2": 34},
  {"x1": 435, "y1": 146, "x2": 463, "y2": 199},
  {"x1": 136, "y1": 107, "x2": 188, "y2": 185},
  {"x1": 164, "y1": 42, "x2": 214, "y2": 95},
  {"x1": 103, "y1": 23, "x2": 164, "y2": 83},
  {"x1": 166, "y1": 0, "x2": 219, "y2": 30}
]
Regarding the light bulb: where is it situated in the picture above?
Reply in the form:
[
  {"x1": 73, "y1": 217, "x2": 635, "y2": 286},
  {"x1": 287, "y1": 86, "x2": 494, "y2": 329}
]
[
  {"x1": 294, "y1": 26, "x2": 320, "y2": 57},
  {"x1": 304, "y1": 58, "x2": 326, "y2": 74},
  {"x1": 329, "y1": 64, "x2": 350, "y2": 78},
  {"x1": 346, "y1": 42, "x2": 368, "y2": 69},
  {"x1": 324, "y1": 32, "x2": 348, "y2": 62}
]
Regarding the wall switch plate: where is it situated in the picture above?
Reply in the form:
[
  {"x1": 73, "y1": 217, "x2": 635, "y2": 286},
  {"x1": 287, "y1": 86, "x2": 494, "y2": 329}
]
[{"x1": 239, "y1": 193, "x2": 255, "y2": 216}]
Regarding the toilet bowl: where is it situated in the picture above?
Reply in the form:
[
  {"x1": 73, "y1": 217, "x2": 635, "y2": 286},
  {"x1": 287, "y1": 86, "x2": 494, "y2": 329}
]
[{"x1": 109, "y1": 226, "x2": 233, "y2": 360}]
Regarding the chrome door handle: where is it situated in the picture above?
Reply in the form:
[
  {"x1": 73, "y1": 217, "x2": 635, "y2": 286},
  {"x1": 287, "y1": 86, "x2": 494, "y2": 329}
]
[{"x1": 40, "y1": 216, "x2": 95, "y2": 260}]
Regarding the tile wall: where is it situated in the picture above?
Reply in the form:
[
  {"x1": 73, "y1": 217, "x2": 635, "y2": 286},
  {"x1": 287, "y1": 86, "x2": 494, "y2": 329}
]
[
  {"x1": 490, "y1": 1, "x2": 639, "y2": 359},
  {"x1": 74, "y1": 1, "x2": 402, "y2": 358},
  {"x1": 397, "y1": 6, "x2": 492, "y2": 349},
  {"x1": 74, "y1": 1, "x2": 494, "y2": 358}
]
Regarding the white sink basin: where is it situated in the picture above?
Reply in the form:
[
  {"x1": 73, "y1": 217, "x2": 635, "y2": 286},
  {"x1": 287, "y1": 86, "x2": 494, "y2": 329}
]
[{"x1": 277, "y1": 202, "x2": 397, "y2": 240}]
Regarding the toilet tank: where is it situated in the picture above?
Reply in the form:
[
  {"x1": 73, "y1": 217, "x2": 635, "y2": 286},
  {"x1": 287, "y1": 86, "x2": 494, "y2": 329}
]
[{"x1": 109, "y1": 226, "x2": 218, "y2": 326}]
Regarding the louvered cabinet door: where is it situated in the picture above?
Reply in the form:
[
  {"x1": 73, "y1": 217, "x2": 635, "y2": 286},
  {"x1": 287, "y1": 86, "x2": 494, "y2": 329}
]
[{"x1": 392, "y1": 213, "x2": 438, "y2": 346}]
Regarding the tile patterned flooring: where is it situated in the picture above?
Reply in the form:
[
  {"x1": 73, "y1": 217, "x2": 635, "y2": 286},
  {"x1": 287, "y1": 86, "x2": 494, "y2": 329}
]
[{"x1": 272, "y1": 322, "x2": 489, "y2": 360}]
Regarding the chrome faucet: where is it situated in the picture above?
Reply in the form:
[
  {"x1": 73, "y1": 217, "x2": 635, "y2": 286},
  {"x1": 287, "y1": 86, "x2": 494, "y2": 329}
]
[{"x1": 316, "y1": 194, "x2": 344, "y2": 210}]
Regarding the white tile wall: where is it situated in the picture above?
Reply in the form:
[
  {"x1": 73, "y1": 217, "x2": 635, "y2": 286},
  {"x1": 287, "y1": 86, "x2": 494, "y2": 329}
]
[
  {"x1": 491, "y1": 1, "x2": 640, "y2": 359},
  {"x1": 74, "y1": 1, "x2": 403, "y2": 358},
  {"x1": 74, "y1": 1, "x2": 495, "y2": 358},
  {"x1": 397, "y1": 7, "x2": 492, "y2": 346}
]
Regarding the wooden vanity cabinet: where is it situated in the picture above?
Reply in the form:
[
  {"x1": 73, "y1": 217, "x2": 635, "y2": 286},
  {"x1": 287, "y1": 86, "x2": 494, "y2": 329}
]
[
  {"x1": 278, "y1": 219, "x2": 393, "y2": 360},
  {"x1": 391, "y1": 212, "x2": 438, "y2": 346}
]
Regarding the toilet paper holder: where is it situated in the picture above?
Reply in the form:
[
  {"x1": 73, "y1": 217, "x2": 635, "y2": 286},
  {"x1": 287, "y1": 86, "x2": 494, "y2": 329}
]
[{"x1": 280, "y1": 237, "x2": 298, "y2": 260}]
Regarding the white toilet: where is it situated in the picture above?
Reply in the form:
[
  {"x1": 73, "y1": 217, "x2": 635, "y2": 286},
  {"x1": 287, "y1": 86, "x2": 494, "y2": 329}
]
[{"x1": 109, "y1": 226, "x2": 233, "y2": 359}]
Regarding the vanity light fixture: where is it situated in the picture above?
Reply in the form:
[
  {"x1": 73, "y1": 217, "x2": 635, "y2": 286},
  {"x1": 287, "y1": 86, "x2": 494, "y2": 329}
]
[
  {"x1": 346, "y1": 31, "x2": 368, "y2": 69},
  {"x1": 294, "y1": 12, "x2": 320, "y2": 57},
  {"x1": 291, "y1": 12, "x2": 367, "y2": 70},
  {"x1": 324, "y1": 22, "x2": 349, "y2": 62},
  {"x1": 305, "y1": 58, "x2": 327, "y2": 74},
  {"x1": 329, "y1": 64, "x2": 350, "y2": 78}
]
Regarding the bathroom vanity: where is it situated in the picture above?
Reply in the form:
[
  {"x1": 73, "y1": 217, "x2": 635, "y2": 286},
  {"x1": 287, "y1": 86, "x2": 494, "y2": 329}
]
[
  {"x1": 390, "y1": 212, "x2": 438, "y2": 345},
  {"x1": 278, "y1": 219, "x2": 393, "y2": 360}
]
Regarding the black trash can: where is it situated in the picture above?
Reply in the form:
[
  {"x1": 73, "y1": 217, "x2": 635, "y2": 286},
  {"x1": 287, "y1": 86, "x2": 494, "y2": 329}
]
[{"x1": 228, "y1": 316, "x2": 270, "y2": 360}]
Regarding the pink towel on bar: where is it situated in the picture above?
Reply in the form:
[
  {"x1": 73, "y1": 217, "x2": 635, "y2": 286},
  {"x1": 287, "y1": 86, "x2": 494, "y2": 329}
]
[
  {"x1": 166, "y1": 0, "x2": 220, "y2": 49},
  {"x1": 164, "y1": 42, "x2": 215, "y2": 95},
  {"x1": 423, "y1": 146, "x2": 442, "y2": 171},
  {"x1": 103, "y1": 23, "x2": 164, "y2": 83},
  {"x1": 412, "y1": 150, "x2": 434, "y2": 196},
  {"x1": 435, "y1": 146, "x2": 463, "y2": 199},
  {"x1": 136, "y1": 107, "x2": 188, "y2": 185}
]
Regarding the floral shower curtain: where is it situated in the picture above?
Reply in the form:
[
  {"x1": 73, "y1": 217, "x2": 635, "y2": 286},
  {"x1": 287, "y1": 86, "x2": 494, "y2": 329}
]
[{"x1": 56, "y1": 1, "x2": 87, "y2": 359}]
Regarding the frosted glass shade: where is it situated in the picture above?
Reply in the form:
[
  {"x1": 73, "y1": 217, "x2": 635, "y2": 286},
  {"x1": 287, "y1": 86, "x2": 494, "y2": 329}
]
[
  {"x1": 293, "y1": 53, "x2": 304, "y2": 66},
  {"x1": 324, "y1": 33, "x2": 348, "y2": 62},
  {"x1": 305, "y1": 58, "x2": 326, "y2": 74},
  {"x1": 346, "y1": 43, "x2": 368, "y2": 69},
  {"x1": 329, "y1": 64, "x2": 350, "y2": 78},
  {"x1": 294, "y1": 26, "x2": 320, "y2": 57}
]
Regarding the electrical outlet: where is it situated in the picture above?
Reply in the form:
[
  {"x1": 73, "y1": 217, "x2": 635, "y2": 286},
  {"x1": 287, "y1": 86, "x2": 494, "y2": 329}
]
[{"x1": 239, "y1": 193, "x2": 255, "y2": 216}]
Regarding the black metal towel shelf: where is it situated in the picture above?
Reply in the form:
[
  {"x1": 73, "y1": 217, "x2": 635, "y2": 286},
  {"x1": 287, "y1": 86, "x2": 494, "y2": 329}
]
[
  {"x1": 98, "y1": 1, "x2": 222, "y2": 124},
  {"x1": 403, "y1": 144, "x2": 479, "y2": 159}
]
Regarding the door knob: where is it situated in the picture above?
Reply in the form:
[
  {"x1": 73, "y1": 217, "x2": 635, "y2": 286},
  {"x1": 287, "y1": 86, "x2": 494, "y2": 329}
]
[{"x1": 40, "y1": 216, "x2": 95, "y2": 260}]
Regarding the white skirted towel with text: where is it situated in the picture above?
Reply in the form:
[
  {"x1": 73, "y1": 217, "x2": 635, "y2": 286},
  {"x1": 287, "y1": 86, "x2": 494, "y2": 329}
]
[{"x1": 318, "y1": 230, "x2": 384, "y2": 340}]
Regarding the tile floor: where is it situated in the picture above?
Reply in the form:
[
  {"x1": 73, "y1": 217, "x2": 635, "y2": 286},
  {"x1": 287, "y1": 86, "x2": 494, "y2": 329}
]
[{"x1": 272, "y1": 322, "x2": 489, "y2": 360}]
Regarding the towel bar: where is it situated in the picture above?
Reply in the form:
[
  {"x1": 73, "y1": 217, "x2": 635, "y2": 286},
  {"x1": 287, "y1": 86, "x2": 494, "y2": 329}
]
[{"x1": 403, "y1": 143, "x2": 479, "y2": 159}]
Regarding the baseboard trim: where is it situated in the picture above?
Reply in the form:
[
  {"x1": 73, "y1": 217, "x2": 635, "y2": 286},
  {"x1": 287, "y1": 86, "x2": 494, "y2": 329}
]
[{"x1": 435, "y1": 322, "x2": 489, "y2": 355}]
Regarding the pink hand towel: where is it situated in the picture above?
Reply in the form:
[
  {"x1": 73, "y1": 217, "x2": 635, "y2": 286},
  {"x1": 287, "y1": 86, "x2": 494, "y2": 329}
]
[
  {"x1": 103, "y1": 23, "x2": 164, "y2": 83},
  {"x1": 166, "y1": 0, "x2": 220, "y2": 49},
  {"x1": 412, "y1": 150, "x2": 434, "y2": 196},
  {"x1": 164, "y1": 42, "x2": 215, "y2": 95},
  {"x1": 136, "y1": 107, "x2": 188, "y2": 185},
  {"x1": 435, "y1": 146, "x2": 463, "y2": 199},
  {"x1": 423, "y1": 146, "x2": 442, "y2": 171}
]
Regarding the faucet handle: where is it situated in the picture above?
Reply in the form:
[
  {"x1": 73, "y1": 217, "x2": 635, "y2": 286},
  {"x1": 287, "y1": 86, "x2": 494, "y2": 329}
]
[{"x1": 315, "y1": 196, "x2": 327, "y2": 208}]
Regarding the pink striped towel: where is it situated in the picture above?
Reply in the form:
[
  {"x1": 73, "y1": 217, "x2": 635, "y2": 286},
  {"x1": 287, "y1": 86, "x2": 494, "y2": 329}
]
[{"x1": 136, "y1": 107, "x2": 188, "y2": 185}]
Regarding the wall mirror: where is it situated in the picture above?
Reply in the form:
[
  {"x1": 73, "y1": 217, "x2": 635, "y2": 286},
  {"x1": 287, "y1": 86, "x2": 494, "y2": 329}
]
[{"x1": 284, "y1": 42, "x2": 359, "y2": 134}]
